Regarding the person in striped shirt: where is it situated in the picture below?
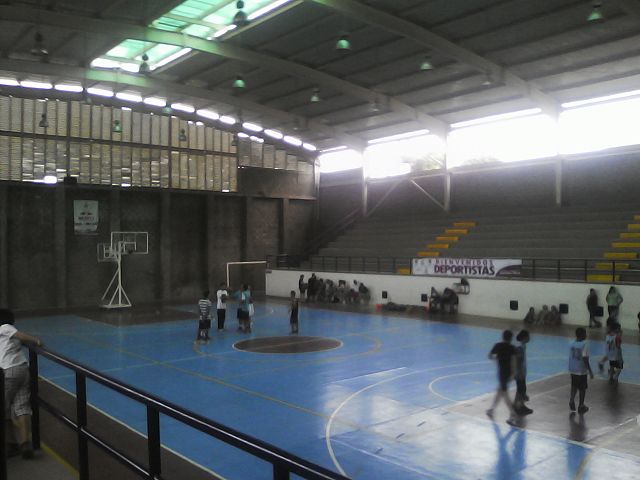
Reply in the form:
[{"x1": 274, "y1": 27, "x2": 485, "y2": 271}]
[{"x1": 197, "y1": 290, "x2": 213, "y2": 343}]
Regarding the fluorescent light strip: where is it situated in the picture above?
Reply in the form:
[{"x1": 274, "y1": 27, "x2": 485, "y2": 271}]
[
  {"x1": 0, "y1": 77, "x2": 19, "y2": 86},
  {"x1": 303, "y1": 143, "x2": 317, "y2": 151},
  {"x1": 248, "y1": 0, "x2": 293, "y2": 20},
  {"x1": 283, "y1": 135, "x2": 302, "y2": 146},
  {"x1": 196, "y1": 109, "x2": 219, "y2": 120},
  {"x1": 116, "y1": 92, "x2": 142, "y2": 103},
  {"x1": 87, "y1": 87, "x2": 114, "y2": 97},
  {"x1": 143, "y1": 97, "x2": 167, "y2": 107},
  {"x1": 150, "y1": 48, "x2": 192, "y2": 70},
  {"x1": 171, "y1": 103, "x2": 195, "y2": 113},
  {"x1": 219, "y1": 115, "x2": 236, "y2": 125},
  {"x1": 43, "y1": 175, "x2": 58, "y2": 184},
  {"x1": 249, "y1": 136, "x2": 264, "y2": 143},
  {"x1": 20, "y1": 80, "x2": 53, "y2": 89},
  {"x1": 242, "y1": 122, "x2": 263, "y2": 132},
  {"x1": 213, "y1": 25, "x2": 236, "y2": 38},
  {"x1": 561, "y1": 89, "x2": 640, "y2": 109},
  {"x1": 264, "y1": 129, "x2": 283, "y2": 139},
  {"x1": 451, "y1": 108, "x2": 542, "y2": 129},
  {"x1": 55, "y1": 83, "x2": 83, "y2": 92},
  {"x1": 237, "y1": 132, "x2": 249, "y2": 138},
  {"x1": 320, "y1": 145, "x2": 347, "y2": 153},
  {"x1": 367, "y1": 129, "x2": 429, "y2": 144}
]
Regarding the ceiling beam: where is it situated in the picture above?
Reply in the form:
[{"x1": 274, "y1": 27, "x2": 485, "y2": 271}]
[
  {"x1": 0, "y1": 3, "x2": 449, "y2": 138},
  {"x1": 310, "y1": 0, "x2": 562, "y2": 119},
  {"x1": 0, "y1": 58, "x2": 367, "y2": 151},
  {"x1": 614, "y1": 0, "x2": 640, "y2": 17}
]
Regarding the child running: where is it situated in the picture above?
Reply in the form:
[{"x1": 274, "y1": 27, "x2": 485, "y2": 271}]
[
  {"x1": 289, "y1": 290, "x2": 299, "y2": 334},
  {"x1": 197, "y1": 290, "x2": 213, "y2": 343},
  {"x1": 569, "y1": 327, "x2": 594, "y2": 414},
  {"x1": 514, "y1": 330, "x2": 533, "y2": 415},
  {"x1": 598, "y1": 322, "x2": 623, "y2": 383},
  {"x1": 487, "y1": 330, "x2": 518, "y2": 426}
]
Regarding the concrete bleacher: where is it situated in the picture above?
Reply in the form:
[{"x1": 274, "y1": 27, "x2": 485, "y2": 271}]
[{"x1": 309, "y1": 205, "x2": 640, "y2": 280}]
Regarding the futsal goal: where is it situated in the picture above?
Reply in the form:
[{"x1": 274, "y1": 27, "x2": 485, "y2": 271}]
[{"x1": 226, "y1": 261, "x2": 267, "y2": 296}]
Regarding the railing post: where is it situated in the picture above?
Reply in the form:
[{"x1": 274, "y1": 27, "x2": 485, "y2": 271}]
[
  {"x1": 612, "y1": 260, "x2": 616, "y2": 282},
  {"x1": 532, "y1": 259, "x2": 536, "y2": 280},
  {"x1": 147, "y1": 408, "x2": 161, "y2": 480},
  {"x1": 1, "y1": 369, "x2": 7, "y2": 480},
  {"x1": 29, "y1": 349, "x2": 41, "y2": 450},
  {"x1": 584, "y1": 259, "x2": 588, "y2": 282},
  {"x1": 557, "y1": 259, "x2": 561, "y2": 281},
  {"x1": 348, "y1": 256, "x2": 352, "y2": 272},
  {"x1": 377, "y1": 257, "x2": 380, "y2": 273},
  {"x1": 273, "y1": 464, "x2": 290, "y2": 480},
  {"x1": 76, "y1": 373, "x2": 90, "y2": 480},
  {"x1": 392, "y1": 257, "x2": 397, "y2": 273}
]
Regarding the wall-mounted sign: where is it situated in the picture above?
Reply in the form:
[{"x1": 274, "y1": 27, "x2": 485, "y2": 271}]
[
  {"x1": 412, "y1": 257, "x2": 522, "y2": 278},
  {"x1": 74, "y1": 200, "x2": 99, "y2": 235}
]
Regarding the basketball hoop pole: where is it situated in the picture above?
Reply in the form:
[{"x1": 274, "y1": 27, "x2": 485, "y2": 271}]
[{"x1": 101, "y1": 241, "x2": 132, "y2": 309}]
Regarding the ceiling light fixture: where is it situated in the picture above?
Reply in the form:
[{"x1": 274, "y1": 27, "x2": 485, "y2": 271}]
[
  {"x1": 0, "y1": 77, "x2": 20, "y2": 86},
  {"x1": 237, "y1": 132, "x2": 250, "y2": 138},
  {"x1": 20, "y1": 80, "x2": 53, "y2": 89},
  {"x1": 232, "y1": 1, "x2": 249, "y2": 27},
  {"x1": 87, "y1": 87, "x2": 114, "y2": 97},
  {"x1": 420, "y1": 55, "x2": 433, "y2": 71},
  {"x1": 171, "y1": 103, "x2": 195, "y2": 113},
  {"x1": 43, "y1": 175, "x2": 58, "y2": 184},
  {"x1": 264, "y1": 129, "x2": 283, "y2": 139},
  {"x1": 587, "y1": 2, "x2": 604, "y2": 22},
  {"x1": 54, "y1": 83, "x2": 83, "y2": 92},
  {"x1": 116, "y1": 91, "x2": 142, "y2": 103},
  {"x1": 220, "y1": 115, "x2": 237, "y2": 125},
  {"x1": 335, "y1": 34, "x2": 352, "y2": 51},
  {"x1": 179, "y1": 128, "x2": 187, "y2": 142},
  {"x1": 310, "y1": 87, "x2": 321, "y2": 103},
  {"x1": 283, "y1": 135, "x2": 302, "y2": 146},
  {"x1": 139, "y1": 53, "x2": 150, "y2": 74},
  {"x1": 30, "y1": 32, "x2": 49, "y2": 57},
  {"x1": 112, "y1": 119, "x2": 123, "y2": 133},
  {"x1": 143, "y1": 97, "x2": 167, "y2": 107},
  {"x1": 232, "y1": 75, "x2": 246, "y2": 90},
  {"x1": 302, "y1": 143, "x2": 317, "y2": 151},
  {"x1": 242, "y1": 122, "x2": 263, "y2": 132},
  {"x1": 197, "y1": 109, "x2": 220, "y2": 120},
  {"x1": 38, "y1": 113, "x2": 49, "y2": 128}
]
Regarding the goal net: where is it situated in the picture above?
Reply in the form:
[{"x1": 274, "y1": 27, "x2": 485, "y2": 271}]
[{"x1": 226, "y1": 261, "x2": 267, "y2": 297}]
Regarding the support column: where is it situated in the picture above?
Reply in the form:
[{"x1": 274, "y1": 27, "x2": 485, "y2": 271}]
[
  {"x1": 242, "y1": 196, "x2": 253, "y2": 261},
  {"x1": 160, "y1": 191, "x2": 172, "y2": 302},
  {"x1": 361, "y1": 158, "x2": 368, "y2": 217},
  {"x1": 279, "y1": 198, "x2": 290, "y2": 254},
  {"x1": 555, "y1": 157, "x2": 563, "y2": 207},
  {"x1": 205, "y1": 195, "x2": 216, "y2": 289},
  {"x1": 443, "y1": 172, "x2": 452, "y2": 213},
  {"x1": 54, "y1": 187, "x2": 67, "y2": 308},
  {"x1": 109, "y1": 189, "x2": 121, "y2": 232},
  {"x1": 0, "y1": 185, "x2": 8, "y2": 308}
]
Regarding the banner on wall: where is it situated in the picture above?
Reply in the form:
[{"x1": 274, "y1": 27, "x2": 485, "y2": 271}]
[
  {"x1": 412, "y1": 257, "x2": 522, "y2": 278},
  {"x1": 74, "y1": 200, "x2": 99, "y2": 235}
]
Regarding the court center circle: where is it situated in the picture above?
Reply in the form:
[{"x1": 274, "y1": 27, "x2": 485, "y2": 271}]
[{"x1": 234, "y1": 336, "x2": 342, "y2": 354}]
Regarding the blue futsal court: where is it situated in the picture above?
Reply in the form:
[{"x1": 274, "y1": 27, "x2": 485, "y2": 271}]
[{"x1": 21, "y1": 302, "x2": 640, "y2": 480}]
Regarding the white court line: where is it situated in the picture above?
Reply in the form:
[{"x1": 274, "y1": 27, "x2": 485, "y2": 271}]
[{"x1": 324, "y1": 356, "x2": 564, "y2": 477}]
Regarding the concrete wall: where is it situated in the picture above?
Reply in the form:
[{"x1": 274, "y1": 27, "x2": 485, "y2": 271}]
[
  {"x1": 0, "y1": 181, "x2": 315, "y2": 311},
  {"x1": 267, "y1": 269, "x2": 640, "y2": 331}
]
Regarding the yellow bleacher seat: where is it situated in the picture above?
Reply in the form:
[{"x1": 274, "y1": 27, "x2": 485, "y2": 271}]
[
  {"x1": 627, "y1": 224, "x2": 640, "y2": 231},
  {"x1": 453, "y1": 222, "x2": 476, "y2": 228},
  {"x1": 611, "y1": 242, "x2": 640, "y2": 248},
  {"x1": 620, "y1": 232, "x2": 640, "y2": 239},
  {"x1": 586, "y1": 274, "x2": 621, "y2": 283},
  {"x1": 595, "y1": 262, "x2": 629, "y2": 270},
  {"x1": 396, "y1": 267, "x2": 411, "y2": 275},
  {"x1": 445, "y1": 228, "x2": 468, "y2": 235},
  {"x1": 436, "y1": 236, "x2": 459, "y2": 242},
  {"x1": 417, "y1": 251, "x2": 440, "y2": 257},
  {"x1": 427, "y1": 243, "x2": 449, "y2": 249},
  {"x1": 603, "y1": 252, "x2": 637, "y2": 260}
]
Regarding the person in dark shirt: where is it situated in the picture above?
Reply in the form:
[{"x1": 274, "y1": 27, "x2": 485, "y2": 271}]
[
  {"x1": 487, "y1": 330, "x2": 518, "y2": 426},
  {"x1": 586, "y1": 289, "x2": 601, "y2": 328},
  {"x1": 289, "y1": 290, "x2": 299, "y2": 334}
]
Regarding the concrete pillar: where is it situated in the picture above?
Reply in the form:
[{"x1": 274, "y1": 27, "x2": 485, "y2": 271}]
[
  {"x1": 242, "y1": 196, "x2": 252, "y2": 261},
  {"x1": 205, "y1": 195, "x2": 216, "y2": 289},
  {"x1": 109, "y1": 189, "x2": 121, "y2": 232},
  {"x1": 443, "y1": 172, "x2": 452, "y2": 213},
  {"x1": 54, "y1": 187, "x2": 67, "y2": 308},
  {"x1": 279, "y1": 198, "x2": 289, "y2": 254},
  {"x1": 0, "y1": 185, "x2": 8, "y2": 308},
  {"x1": 555, "y1": 158, "x2": 563, "y2": 207},
  {"x1": 160, "y1": 191, "x2": 172, "y2": 301}
]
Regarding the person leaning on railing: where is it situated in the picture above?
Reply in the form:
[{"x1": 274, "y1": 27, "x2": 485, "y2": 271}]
[{"x1": 0, "y1": 308, "x2": 42, "y2": 459}]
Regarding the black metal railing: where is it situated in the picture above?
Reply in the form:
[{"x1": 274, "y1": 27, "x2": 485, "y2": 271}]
[
  {"x1": 11, "y1": 346, "x2": 349, "y2": 480},
  {"x1": 267, "y1": 255, "x2": 640, "y2": 285}
]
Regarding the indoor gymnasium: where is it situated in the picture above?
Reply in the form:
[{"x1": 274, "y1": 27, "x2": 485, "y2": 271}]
[{"x1": 1, "y1": 1, "x2": 640, "y2": 480}]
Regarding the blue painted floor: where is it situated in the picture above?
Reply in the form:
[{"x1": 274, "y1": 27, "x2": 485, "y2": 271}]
[{"x1": 20, "y1": 302, "x2": 640, "y2": 480}]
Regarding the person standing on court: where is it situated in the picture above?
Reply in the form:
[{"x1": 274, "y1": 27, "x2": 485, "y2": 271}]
[
  {"x1": 289, "y1": 290, "x2": 299, "y2": 334},
  {"x1": 486, "y1": 330, "x2": 518, "y2": 426},
  {"x1": 605, "y1": 286, "x2": 623, "y2": 323},
  {"x1": 568, "y1": 327, "x2": 594, "y2": 414},
  {"x1": 197, "y1": 290, "x2": 212, "y2": 342},
  {"x1": 586, "y1": 288, "x2": 601, "y2": 328},
  {"x1": 216, "y1": 282, "x2": 228, "y2": 331},
  {"x1": 236, "y1": 284, "x2": 252, "y2": 333},
  {"x1": 514, "y1": 330, "x2": 533, "y2": 415},
  {"x1": 298, "y1": 274, "x2": 306, "y2": 299},
  {"x1": 1, "y1": 308, "x2": 43, "y2": 459}
]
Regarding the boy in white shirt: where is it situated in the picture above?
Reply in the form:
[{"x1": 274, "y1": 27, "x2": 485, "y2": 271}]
[
  {"x1": 197, "y1": 290, "x2": 212, "y2": 342},
  {"x1": 216, "y1": 282, "x2": 229, "y2": 331},
  {"x1": 568, "y1": 327, "x2": 594, "y2": 414}
]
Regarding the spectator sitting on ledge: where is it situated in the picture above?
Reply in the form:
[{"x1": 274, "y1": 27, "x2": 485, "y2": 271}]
[
  {"x1": 536, "y1": 305, "x2": 549, "y2": 325},
  {"x1": 523, "y1": 307, "x2": 536, "y2": 325}
]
